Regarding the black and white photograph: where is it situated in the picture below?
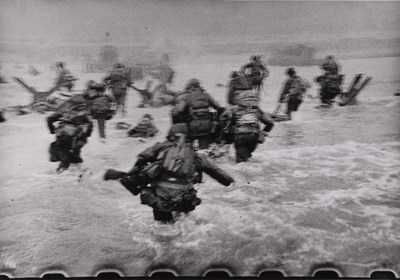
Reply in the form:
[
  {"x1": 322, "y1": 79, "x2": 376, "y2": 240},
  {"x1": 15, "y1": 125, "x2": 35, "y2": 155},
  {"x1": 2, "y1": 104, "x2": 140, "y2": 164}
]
[{"x1": 0, "y1": 0, "x2": 399, "y2": 278}]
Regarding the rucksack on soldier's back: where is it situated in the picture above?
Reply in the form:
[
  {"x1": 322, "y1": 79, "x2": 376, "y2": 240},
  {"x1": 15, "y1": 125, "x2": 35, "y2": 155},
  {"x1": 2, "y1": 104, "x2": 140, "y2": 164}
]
[
  {"x1": 162, "y1": 134, "x2": 196, "y2": 178},
  {"x1": 91, "y1": 95, "x2": 115, "y2": 120},
  {"x1": 234, "y1": 89, "x2": 259, "y2": 107}
]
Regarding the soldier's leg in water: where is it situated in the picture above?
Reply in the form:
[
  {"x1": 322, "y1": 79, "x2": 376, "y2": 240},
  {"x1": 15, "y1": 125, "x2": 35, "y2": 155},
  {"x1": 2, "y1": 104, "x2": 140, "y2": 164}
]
[
  {"x1": 71, "y1": 137, "x2": 87, "y2": 163},
  {"x1": 153, "y1": 209, "x2": 173, "y2": 223},
  {"x1": 234, "y1": 134, "x2": 250, "y2": 162},
  {"x1": 247, "y1": 136, "x2": 259, "y2": 158},
  {"x1": 97, "y1": 118, "x2": 106, "y2": 139},
  {"x1": 55, "y1": 135, "x2": 73, "y2": 170}
]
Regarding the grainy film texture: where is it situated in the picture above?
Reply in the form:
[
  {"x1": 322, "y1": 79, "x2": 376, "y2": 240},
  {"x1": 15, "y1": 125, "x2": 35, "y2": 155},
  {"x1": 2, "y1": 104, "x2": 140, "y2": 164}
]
[{"x1": 0, "y1": 0, "x2": 399, "y2": 278}]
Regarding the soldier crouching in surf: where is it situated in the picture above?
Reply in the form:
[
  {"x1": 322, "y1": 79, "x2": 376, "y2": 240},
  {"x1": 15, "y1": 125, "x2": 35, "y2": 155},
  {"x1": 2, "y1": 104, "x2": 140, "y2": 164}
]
[
  {"x1": 47, "y1": 94, "x2": 93, "y2": 172},
  {"x1": 104, "y1": 123, "x2": 234, "y2": 223},
  {"x1": 127, "y1": 114, "x2": 159, "y2": 138}
]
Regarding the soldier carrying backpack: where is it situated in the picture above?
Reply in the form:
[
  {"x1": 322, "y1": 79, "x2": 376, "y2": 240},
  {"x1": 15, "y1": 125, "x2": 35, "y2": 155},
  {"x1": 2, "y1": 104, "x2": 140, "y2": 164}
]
[
  {"x1": 47, "y1": 94, "x2": 93, "y2": 172},
  {"x1": 83, "y1": 81, "x2": 116, "y2": 142},
  {"x1": 275, "y1": 68, "x2": 311, "y2": 119},
  {"x1": 104, "y1": 123, "x2": 234, "y2": 223},
  {"x1": 220, "y1": 90, "x2": 274, "y2": 163},
  {"x1": 171, "y1": 79, "x2": 225, "y2": 150},
  {"x1": 103, "y1": 63, "x2": 132, "y2": 116}
]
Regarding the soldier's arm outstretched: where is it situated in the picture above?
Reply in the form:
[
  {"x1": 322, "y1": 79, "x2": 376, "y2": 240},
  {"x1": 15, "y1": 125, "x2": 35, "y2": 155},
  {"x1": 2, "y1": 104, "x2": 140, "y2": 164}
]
[{"x1": 196, "y1": 154, "x2": 234, "y2": 186}]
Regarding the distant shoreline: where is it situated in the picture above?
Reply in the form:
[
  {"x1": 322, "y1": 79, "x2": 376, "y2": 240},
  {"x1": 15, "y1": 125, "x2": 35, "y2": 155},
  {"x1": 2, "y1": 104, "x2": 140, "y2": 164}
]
[{"x1": 0, "y1": 37, "x2": 399, "y2": 64}]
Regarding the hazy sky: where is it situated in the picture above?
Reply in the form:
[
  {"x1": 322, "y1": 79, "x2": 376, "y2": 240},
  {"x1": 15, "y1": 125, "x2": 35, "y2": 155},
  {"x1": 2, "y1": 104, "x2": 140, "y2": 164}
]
[{"x1": 1, "y1": 0, "x2": 400, "y2": 44}]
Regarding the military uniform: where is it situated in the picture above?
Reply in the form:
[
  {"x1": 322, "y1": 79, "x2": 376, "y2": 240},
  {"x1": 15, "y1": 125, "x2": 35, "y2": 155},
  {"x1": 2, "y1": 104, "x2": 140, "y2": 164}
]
[
  {"x1": 241, "y1": 57, "x2": 269, "y2": 92},
  {"x1": 83, "y1": 82, "x2": 115, "y2": 139},
  {"x1": 47, "y1": 95, "x2": 93, "y2": 171},
  {"x1": 221, "y1": 101, "x2": 274, "y2": 163},
  {"x1": 103, "y1": 64, "x2": 132, "y2": 115},
  {"x1": 227, "y1": 71, "x2": 253, "y2": 105},
  {"x1": 278, "y1": 70, "x2": 309, "y2": 119},
  {"x1": 171, "y1": 79, "x2": 224, "y2": 149},
  {"x1": 55, "y1": 67, "x2": 75, "y2": 92},
  {"x1": 135, "y1": 124, "x2": 234, "y2": 222},
  {"x1": 315, "y1": 73, "x2": 343, "y2": 105},
  {"x1": 127, "y1": 118, "x2": 159, "y2": 138}
]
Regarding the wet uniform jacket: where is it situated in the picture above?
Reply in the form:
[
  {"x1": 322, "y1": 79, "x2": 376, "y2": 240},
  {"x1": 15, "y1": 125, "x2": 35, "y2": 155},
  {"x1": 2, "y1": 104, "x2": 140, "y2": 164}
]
[
  {"x1": 227, "y1": 76, "x2": 253, "y2": 105},
  {"x1": 136, "y1": 141, "x2": 233, "y2": 212},
  {"x1": 82, "y1": 88, "x2": 115, "y2": 120},
  {"x1": 229, "y1": 105, "x2": 273, "y2": 134},
  {"x1": 103, "y1": 68, "x2": 132, "y2": 92},
  {"x1": 279, "y1": 75, "x2": 308, "y2": 103},
  {"x1": 55, "y1": 68, "x2": 75, "y2": 89},
  {"x1": 171, "y1": 88, "x2": 223, "y2": 136},
  {"x1": 47, "y1": 97, "x2": 93, "y2": 138},
  {"x1": 136, "y1": 141, "x2": 233, "y2": 188}
]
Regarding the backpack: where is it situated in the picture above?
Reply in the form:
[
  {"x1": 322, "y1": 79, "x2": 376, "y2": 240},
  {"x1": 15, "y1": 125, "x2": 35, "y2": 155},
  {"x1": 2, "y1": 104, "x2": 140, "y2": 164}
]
[
  {"x1": 324, "y1": 74, "x2": 343, "y2": 91},
  {"x1": 233, "y1": 89, "x2": 259, "y2": 107},
  {"x1": 109, "y1": 69, "x2": 130, "y2": 89},
  {"x1": 57, "y1": 98, "x2": 89, "y2": 124},
  {"x1": 91, "y1": 95, "x2": 115, "y2": 120},
  {"x1": 235, "y1": 107, "x2": 260, "y2": 134},
  {"x1": 289, "y1": 76, "x2": 307, "y2": 100},
  {"x1": 188, "y1": 89, "x2": 216, "y2": 136},
  {"x1": 161, "y1": 135, "x2": 196, "y2": 178}
]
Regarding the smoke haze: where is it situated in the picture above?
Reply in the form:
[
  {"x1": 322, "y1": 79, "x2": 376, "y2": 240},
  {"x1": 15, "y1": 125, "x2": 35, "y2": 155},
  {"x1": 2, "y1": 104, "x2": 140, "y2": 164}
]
[{"x1": 1, "y1": 0, "x2": 400, "y2": 45}]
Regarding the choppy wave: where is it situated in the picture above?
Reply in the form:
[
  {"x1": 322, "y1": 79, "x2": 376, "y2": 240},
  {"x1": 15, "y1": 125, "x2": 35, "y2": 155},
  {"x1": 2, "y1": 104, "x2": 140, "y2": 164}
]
[{"x1": 1, "y1": 57, "x2": 399, "y2": 276}]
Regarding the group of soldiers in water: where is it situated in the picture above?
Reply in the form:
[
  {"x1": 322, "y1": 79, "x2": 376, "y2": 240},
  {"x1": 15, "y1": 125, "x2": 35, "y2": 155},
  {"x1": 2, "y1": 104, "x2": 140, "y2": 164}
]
[{"x1": 46, "y1": 54, "x2": 343, "y2": 223}]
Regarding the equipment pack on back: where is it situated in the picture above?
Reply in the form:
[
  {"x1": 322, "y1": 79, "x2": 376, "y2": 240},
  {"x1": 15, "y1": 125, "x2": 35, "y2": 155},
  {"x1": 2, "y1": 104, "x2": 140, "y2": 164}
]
[
  {"x1": 91, "y1": 94, "x2": 115, "y2": 120},
  {"x1": 162, "y1": 135, "x2": 196, "y2": 180},
  {"x1": 233, "y1": 89, "x2": 259, "y2": 107},
  {"x1": 57, "y1": 96, "x2": 89, "y2": 124},
  {"x1": 289, "y1": 76, "x2": 309, "y2": 99},
  {"x1": 188, "y1": 88, "x2": 217, "y2": 137}
]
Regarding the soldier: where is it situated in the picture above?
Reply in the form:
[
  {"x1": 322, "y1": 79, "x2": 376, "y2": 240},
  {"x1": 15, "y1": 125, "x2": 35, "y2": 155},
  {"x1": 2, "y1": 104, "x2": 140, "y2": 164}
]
[
  {"x1": 227, "y1": 71, "x2": 253, "y2": 105},
  {"x1": 240, "y1": 55, "x2": 269, "y2": 94},
  {"x1": 54, "y1": 62, "x2": 76, "y2": 92},
  {"x1": 118, "y1": 123, "x2": 234, "y2": 223},
  {"x1": 275, "y1": 68, "x2": 310, "y2": 119},
  {"x1": 220, "y1": 90, "x2": 274, "y2": 163},
  {"x1": 47, "y1": 94, "x2": 93, "y2": 172},
  {"x1": 103, "y1": 63, "x2": 132, "y2": 116},
  {"x1": 171, "y1": 79, "x2": 224, "y2": 150},
  {"x1": 83, "y1": 81, "x2": 116, "y2": 142},
  {"x1": 321, "y1": 55, "x2": 340, "y2": 75},
  {"x1": 127, "y1": 114, "x2": 159, "y2": 138}
]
